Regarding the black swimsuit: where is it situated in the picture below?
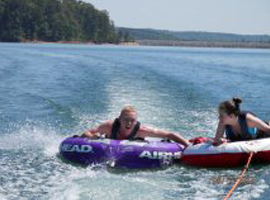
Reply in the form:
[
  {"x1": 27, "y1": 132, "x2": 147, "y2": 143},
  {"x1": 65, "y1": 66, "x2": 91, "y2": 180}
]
[{"x1": 110, "y1": 118, "x2": 141, "y2": 140}]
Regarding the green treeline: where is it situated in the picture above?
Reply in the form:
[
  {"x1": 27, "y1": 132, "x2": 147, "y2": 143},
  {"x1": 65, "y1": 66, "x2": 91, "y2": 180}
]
[
  {"x1": 119, "y1": 27, "x2": 270, "y2": 43},
  {"x1": 0, "y1": 0, "x2": 124, "y2": 43}
]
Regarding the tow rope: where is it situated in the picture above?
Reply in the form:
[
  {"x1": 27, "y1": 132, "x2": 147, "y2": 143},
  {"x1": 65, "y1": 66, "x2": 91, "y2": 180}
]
[{"x1": 223, "y1": 152, "x2": 254, "y2": 200}]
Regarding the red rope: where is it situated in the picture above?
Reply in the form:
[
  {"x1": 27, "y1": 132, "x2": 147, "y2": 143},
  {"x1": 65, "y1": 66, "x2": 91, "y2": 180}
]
[{"x1": 223, "y1": 152, "x2": 254, "y2": 200}]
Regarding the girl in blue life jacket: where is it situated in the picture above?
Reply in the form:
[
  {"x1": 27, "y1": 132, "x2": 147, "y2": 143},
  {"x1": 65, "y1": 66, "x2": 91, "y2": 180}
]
[{"x1": 213, "y1": 97, "x2": 270, "y2": 146}]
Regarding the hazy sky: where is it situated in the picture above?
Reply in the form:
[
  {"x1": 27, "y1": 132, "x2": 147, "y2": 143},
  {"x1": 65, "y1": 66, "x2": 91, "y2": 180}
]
[{"x1": 85, "y1": 0, "x2": 270, "y2": 35}]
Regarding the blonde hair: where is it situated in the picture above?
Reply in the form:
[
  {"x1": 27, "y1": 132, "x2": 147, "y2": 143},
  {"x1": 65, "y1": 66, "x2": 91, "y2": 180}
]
[{"x1": 120, "y1": 105, "x2": 137, "y2": 116}]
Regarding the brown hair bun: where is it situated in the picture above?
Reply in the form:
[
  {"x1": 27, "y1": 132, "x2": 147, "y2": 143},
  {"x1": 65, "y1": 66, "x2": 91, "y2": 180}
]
[
  {"x1": 232, "y1": 97, "x2": 242, "y2": 109},
  {"x1": 218, "y1": 97, "x2": 242, "y2": 116}
]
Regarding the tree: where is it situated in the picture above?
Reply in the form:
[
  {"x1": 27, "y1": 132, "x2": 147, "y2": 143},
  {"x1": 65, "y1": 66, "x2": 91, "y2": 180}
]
[{"x1": 0, "y1": 0, "x2": 119, "y2": 43}]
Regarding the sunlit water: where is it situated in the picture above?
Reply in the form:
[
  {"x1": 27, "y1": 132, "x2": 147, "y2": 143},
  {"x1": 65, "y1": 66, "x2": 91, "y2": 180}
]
[{"x1": 0, "y1": 43, "x2": 270, "y2": 200}]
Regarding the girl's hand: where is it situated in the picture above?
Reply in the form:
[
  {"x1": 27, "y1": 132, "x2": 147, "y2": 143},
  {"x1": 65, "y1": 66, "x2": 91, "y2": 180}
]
[{"x1": 213, "y1": 138, "x2": 227, "y2": 146}]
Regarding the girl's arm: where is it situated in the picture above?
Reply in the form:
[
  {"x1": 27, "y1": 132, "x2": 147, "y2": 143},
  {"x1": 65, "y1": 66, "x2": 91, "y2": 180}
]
[
  {"x1": 82, "y1": 121, "x2": 112, "y2": 138},
  {"x1": 213, "y1": 121, "x2": 226, "y2": 145},
  {"x1": 139, "y1": 126, "x2": 190, "y2": 147},
  {"x1": 247, "y1": 114, "x2": 270, "y2": 133}
]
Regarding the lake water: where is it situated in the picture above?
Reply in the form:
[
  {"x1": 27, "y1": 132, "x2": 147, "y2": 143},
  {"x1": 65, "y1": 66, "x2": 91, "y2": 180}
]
[{"x1": 0, "y1": 43, "x2": 270, "y2": 200}]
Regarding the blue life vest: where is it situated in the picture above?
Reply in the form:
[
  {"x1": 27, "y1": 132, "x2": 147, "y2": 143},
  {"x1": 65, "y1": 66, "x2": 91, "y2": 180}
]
[{"x1": 225, "y1": 111, "x2": 258, "y2": 141}]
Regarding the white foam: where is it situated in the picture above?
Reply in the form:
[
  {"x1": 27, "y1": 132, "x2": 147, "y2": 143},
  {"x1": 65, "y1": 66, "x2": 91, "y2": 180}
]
[
  {"x1": 0, "y1": 122, "x2": 62, "y2": 154},
  {"x1": 0, "y1": 193, "x2": 7, "y2": 200}
]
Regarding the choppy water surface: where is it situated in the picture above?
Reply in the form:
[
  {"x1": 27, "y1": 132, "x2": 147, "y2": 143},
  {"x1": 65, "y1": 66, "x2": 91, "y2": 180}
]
[{"x1": 0, "y1": 43, "x2": 270, "y2": 200}]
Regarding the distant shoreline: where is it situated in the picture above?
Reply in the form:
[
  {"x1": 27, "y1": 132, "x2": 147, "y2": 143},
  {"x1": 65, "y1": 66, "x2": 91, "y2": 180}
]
[
  {"x1": 18, "y1": 40, "x2": 140, "y2": 46},
  {"x1": 118, "y1": 27, "x2": 270, "y2": 49},
  {"x1": 137, "y1": 40, "x2": 270, "y2": 49},
  {"x1": 8, "y1": 40, "x2": 270, "y2": 49}
]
